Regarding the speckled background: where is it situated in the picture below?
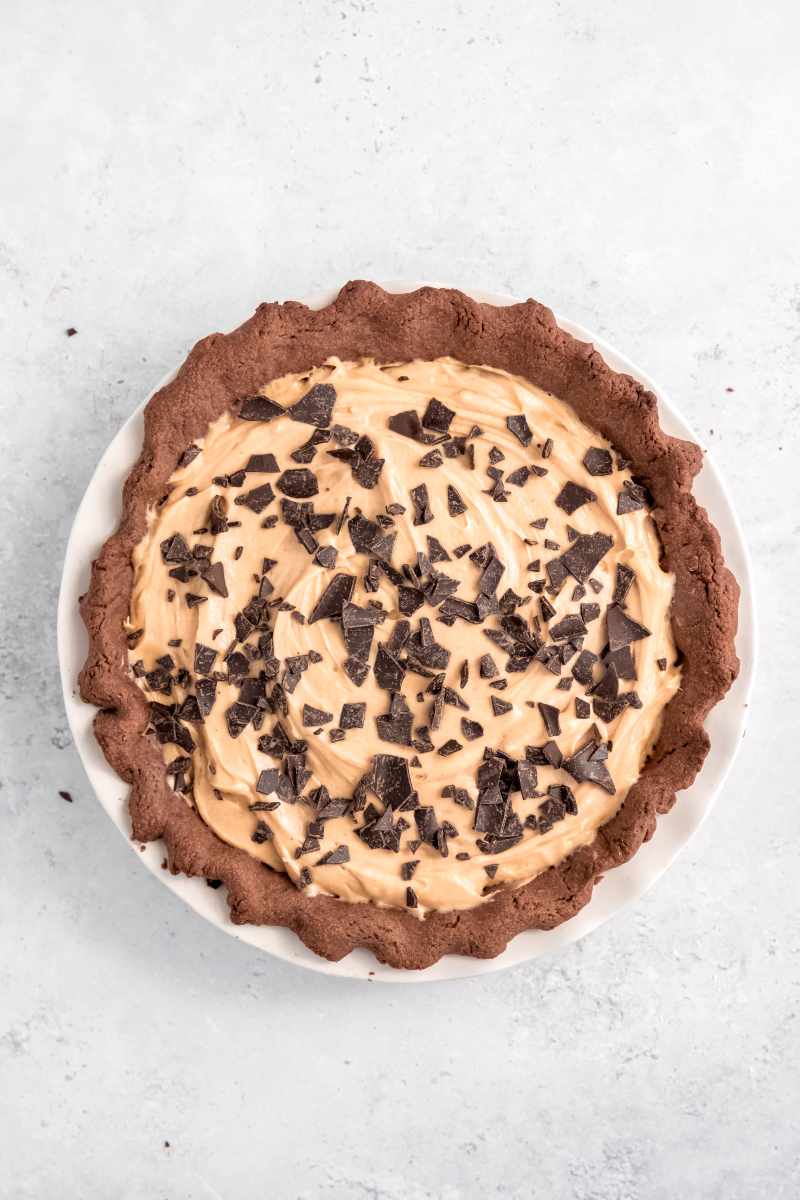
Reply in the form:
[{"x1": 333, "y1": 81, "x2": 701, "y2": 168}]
[{"x1": 2, "y1": 2, "x2": 798, "y2": 1197}]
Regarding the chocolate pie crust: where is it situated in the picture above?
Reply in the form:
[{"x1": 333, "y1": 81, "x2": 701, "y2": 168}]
[{"x1": 79, "y1": 282, "x2": 739, "y2": 969}]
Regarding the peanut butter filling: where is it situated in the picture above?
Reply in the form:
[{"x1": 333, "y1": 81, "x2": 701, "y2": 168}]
[{"x1": 127, "y1": 358, "x2": 680, "y2": 913}]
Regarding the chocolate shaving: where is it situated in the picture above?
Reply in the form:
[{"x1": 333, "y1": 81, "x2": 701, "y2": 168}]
[
  {"x1": 447, "y1": 485, "x2": 467, "y2": 516},
  {"x1": 410, "y1": 483, "x2": 433, "y2": 526},
  {"x1": 606, "y1": 604, "x2": 651, "y2": 652},
  {"x1": 316, "y1": 845, "x2": 350, "y2": 866},
  {"x1": 555, "y1": 481, "x2": 596, "y2": 514},
  {"x1": 561, "y1": 532, "x2": 614, "y2": 583},
  {"x1": 236, "y1": 482, "x2": 275, "y2": 514},
  {"x1": 277, "y1": 468, "x2": 318, "y2": 499}
]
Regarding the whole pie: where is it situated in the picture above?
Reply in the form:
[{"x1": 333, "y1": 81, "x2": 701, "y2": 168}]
[{"x1": 79, "y1": 283, "x2": 739, "y2": 969}]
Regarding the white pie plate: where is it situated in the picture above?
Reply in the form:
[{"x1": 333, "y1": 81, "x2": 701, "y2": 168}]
[{"x1": 58, "y1": 281, "x2": 756, "y2": 983}]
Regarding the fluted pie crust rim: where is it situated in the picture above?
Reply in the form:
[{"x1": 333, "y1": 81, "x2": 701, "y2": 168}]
[{"x1": 78, "y1": 282, "x2": 739, "y2": 969}]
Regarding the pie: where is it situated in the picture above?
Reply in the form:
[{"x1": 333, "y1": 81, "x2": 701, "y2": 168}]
[{"x1": 79, "y1": 283, "x2": 739, "y2": 968}]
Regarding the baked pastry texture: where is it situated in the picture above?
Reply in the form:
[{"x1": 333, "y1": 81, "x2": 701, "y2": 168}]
[{"x1": 79, "y1": 282, "x2": 739, "y2": 968}]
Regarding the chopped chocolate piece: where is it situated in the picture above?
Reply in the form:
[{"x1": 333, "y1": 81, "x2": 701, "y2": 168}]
[
  {"x1": 550, "y1": 613, "x2": 588, "y2": 642},
  {"x1": 302, "y1": 704, "x2": 332, "y2": 727},
  {"x1": 256, "y1": 768, "x2": 281, "y2": 795},
  {"x1": 606, "y1": 603, "x2": 651, "y2": 652},
  {"x1": 388, "y1": 409, "x2": 425, "y2": 440},
  {"x1": 491, "y1": 696, "x2": 512, "y2": 716},
  {"x1": 160, "y1": 532, "x2": 192, "y2": 564},
  {"x1": 538, "y1": 702, "x2": 561, "y2": 736},
  {"x1": 447, "y1": 485, "x2": 467, "y2": 516},
  {"x1": 340, "y1": 702, "x2": 366, "y2": 730},
  {"x1": 545, "y1": 557, "x2": 569, "y2": 592},
  {"x1": 605, "y1": 644, "x2": 637, "y2": 681},
  {"x1": 352, "y1": 456, "x2": 385, "y2": 489},
  {"x1": 343, "y1": 656, "x2": 370, "y2": 687},
  {"x1": 583, "y1": 447, "x2": 613, "y2": 476},
  {"x1": 541, "y1": 437, "x2": 553, "y2": 458},
  {"x1": 239, "y1": 394, "x2": 284, "y2": 422},
  {"x1": 571, "y1": 648, "x2": 598, "y2": 686},
  {"x1": 479, "y1": 653, "x2": 498, "y2": 679},
  {"x1": 314, "y1": 544, "x2": 337, "y2": 569},
  {"x1": 506, "y1": 414, "x2": 533, "y2": 446},
  {"x1": 544, "y1": 539, "x2": 560, "y2": 551},
  {"x1": 562, "y1": 532, "x2": 614, "y2": 583},
  {"x1": 251, "y1": 820, "x2": 273, "y2": 844},
  {"x1": 479, "y1": 554, "x2": 505, "y2": 596},
  {"x1": 539, "y1": 596, "x2": 556, "y2": 623},
  {"x1": 208, "y1": 495, "x2": 229, "y2": 534},
  {"x1": 329, "y1": 728, "x2": 345, "y2": 742},
  {"x1": 401, "y1": 860, "x2": 419, "y2": 881},
  {"x1": 245, "y1": 452, "x2": 279, "y2": 473},
  {"x1": 657, "y1": 657, "x2": 668, "y2": 671},
  {"x1": 459, "y1": 660, "x2": 469, "y2": 689},
  {"x1": 196, "y1": 677, "x2": 217, "y2": 717},
  {"x1": 426, "y1": 535, "x2": 450, "y2": 563},
  {"x1": 236, "y1": 482, "x2": 275, "y2": 514},
  {"x1": 452, "y1": 543, "x2": 471, "y2": 559},
  {"x1": 374, "y1": 644, "x2": 406, "y2": 690},
  {"x1": 517, "y1": 759, "x2": 538, "y2": 799},
  {"x1": 405, "y1": 887, "x2": 418, "y2": 908},
  {"x1": 542, "y1": 740, "x2": 563, "y2": 768},
  {"x1": 201, "y1": 561, "x2": 228, "y2": 597},
  {"x1": 506, "y1": 466, "x2": 530, "y2": 487},
  {"x1": 297, "y1": 868, "x2": 312, "y2": 889},
  {"x1": 484, "y1": 864, "x2": 499, "y2": 879},
  {"x1": 376, "y1": 693, "x2": 413, "y2": 746},
  {"x1": 580, "y1": 602, "x2": 601, "y2": 624},
  {"x1": 612, "y1": 563, "x2": 636, "y2": 607},
  {"x1": 419, "y1": 449, "x2": 443, "y2": 468},
  {"x1": 308, "y1": 574, "x2": 355, "y2": 623},
  {"x1": 289, "y1": 382, "x2": 336, "y2": 427},
  {"x1": 461, "y1": 718, "x2": 483, "y2": 741},
  {"x1": 225, "y1": 701, "x2": 256, "y2": 738},
  {"x1": 488, "y1": 446, "x2": 505, "y2": 464},
  {"x1": 564, "y1": 741, "x2": 616, "y2": 793},
  {"x1": 347, "y1": 513, "x2": 381, "y2": 554},
  {"x1": 438, "y1": 739, "x2": 462, "y2": 756},
  {"x1": 443, "y1": 687, "x2": 468, "y2": 710},
  {"x1": 575, "y1": 697, "x2": 590, "y2": 719},
  {"x1": 422, "y1": 397, "x2": 455, "y2": 432},
  {"x1": 316, "y1": 845, "x2": 350, "y2": 866},
  {"x1": 617, "y1": 479, "x2": 650, "y2": 514},
  {"x1": 593, "y1": 696, "x2": 628, "y2": 723},
  {"x1": 410, "y1": 483, "x2": 433, "y2": 526},
  {"x1": 276, "y1": 468, "x2": 318, "y2": 499}
]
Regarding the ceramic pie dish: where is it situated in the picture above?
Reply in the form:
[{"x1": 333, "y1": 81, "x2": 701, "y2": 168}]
[{"x1": 58, "y1": 281, "x2": 755, "y2": 979}]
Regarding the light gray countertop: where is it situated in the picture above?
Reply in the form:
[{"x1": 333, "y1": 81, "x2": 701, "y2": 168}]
[{"x1": 2, "y1": 2, "x2": 798, "y2": 1197}]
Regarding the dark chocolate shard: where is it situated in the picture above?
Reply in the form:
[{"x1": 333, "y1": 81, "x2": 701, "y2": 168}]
[
  {"x1": 606, "y1": 603, "x2": 651, "y2": 652},
  {"x1": 583, "y1": 447, "x2": 613, "y2": 476},
  {"x1": 549, "y1": 613, "x2": 588, "y2": 642},
  {"x1": 562, "y1": 532, "x2": 614, "y2": 583},
  {"x1": 447, "y1": 484, "x2": 467, "y2": 516},
  {"x1": 538, "y1": 702, "x2": 561, "y2": 736},
  {"x1": 289, "y1": 383, "x2": 336, "y2": 427},
  {"x1": 376, "y1": 693, "x2": 413, "y2": 746},
  {"x1": 563, "y1": 741, "x2": 616, "y2": 794},
  {"x1": 352, "y1": 456, "x2": 385, "y2": 489},
  {"x1": 613, "y1": 563, "x2": 636, "y2": 607},
  {"x1": 571, "y1": 648, "x2": 598, "y2": 685},
  {"x1": 308, "y1": 574, "x2": 356, "y2": 623},
  {"x1": 201, "y1": 561, "x2": 228, "y2": 597},
  {"x1": 461, "y1": 718, "x2": 483, "y2": 741},
  {"x1": 422, "y1": 397, "x2": 455, "y2": 432},
  {"x1": 426, "y1": 535, "x2": 450, "y2": 563},
  {"x1": 506, "y1": 466, "x2": 530, "y2": 487},
  {"x1": 225, "y1": 701, "x2": 256, "y2": 738},
  {"x1": 438, "y1": 739, "x2": 462, "y2": 757},
  {"x1": 316, "y1": 845, "x2": 350, "y2": 866},
  {"x1": 277, "y1": 468, "x2": 318, "y2": 499},
  {"x1": 419, "y1": 449, "x2": 443, "y2": 468},
  {"x1": 555, "y1": 481, "x2": 597, "y2": 514},
  {"x1": 160, "y1": 532, "x2": 192, "y2": 564},
  {"x1": 406, "y1": 887, "x2": 418, "y2": 908},
  {"x1": 314, "y1": 544, "x2": 337, "y2": 569},
  {"x1": 340, "y1": 702, "x2": 366, "y2": 730},
  {"x1": 302, "y1": 704, "x2": 332, "y2": 727},
  {"x1": 388, "y1": 410, "x2": 425, "y2": 440},
  {"x1": 617, "y1": 479, "x2": 650, "y2": 514},
  {"x1": 506, "y1": 414, "x2": 533, "y2": 446},
  {"x1": 374, "y1": 644, "x2": 406, "y2": 690},
  {"x1": 194, "y1": 643, "x2": 217, "y2": 676},
  {"x1": 240, "y1": 394, "x2": 284, "y2": 422},
  {"x1": 236, "y1": 482, "x2": 275, "y2": 514},
  {"x1": 410, "y1": 483, "x2": 433, "y2": 526},
  {"x1": 343, "y1": 656, "x2": 370, "y2": 686},
  {"x1": 348, "y1": 513, "x2": 381, "y2": 554},
  {"x1": 245, "y1": 452, "x2": 279, "y2": 473},
  {"x1": 491, "y1": 696, "x2": 512, "y2": 716}
]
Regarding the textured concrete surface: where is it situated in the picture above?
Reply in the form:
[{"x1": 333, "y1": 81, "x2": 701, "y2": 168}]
[{"x1": 2, "y1": 1, "x2": 798, "y2": 1197}]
